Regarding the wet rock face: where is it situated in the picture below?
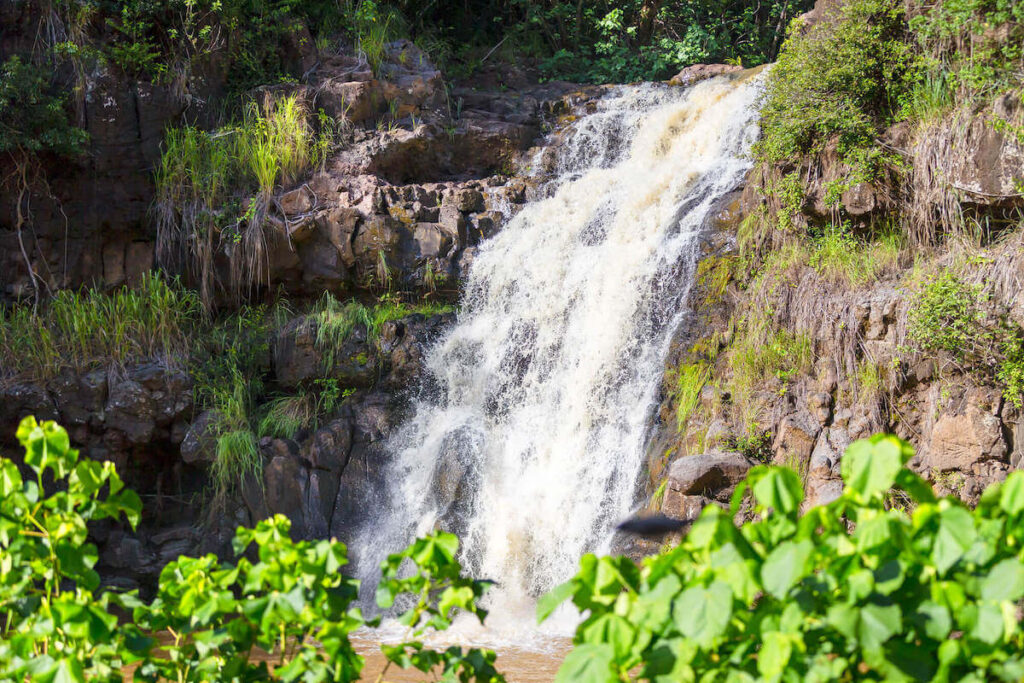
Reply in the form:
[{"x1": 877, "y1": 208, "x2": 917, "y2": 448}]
[
  {"x1": 0, "y1": 52, "x2": 225, "y2": 299},
  {"x1": 0, "y1": 363, "x2": 193, "y2": 470},
  {"x1": 668, "y1": 64, "x2": 743, "y2": 87}
]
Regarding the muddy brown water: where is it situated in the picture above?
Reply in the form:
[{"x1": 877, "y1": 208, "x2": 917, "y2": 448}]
[
  {"x1": 125, "y1": 632, "x2": 569, "y2": 682},
  {"x1": 353, "y1": 636, "x2": 569, "y2": 682}
]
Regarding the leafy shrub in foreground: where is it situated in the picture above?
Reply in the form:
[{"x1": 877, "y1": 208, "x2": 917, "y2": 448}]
[
  {"x1": 541, "y1": 435, "x2": 1024, "y2": 681},
  {"x1": 0, "y1": 417, "x2": 143, "y2": 682},
  {"x1": 0, "y1": 417, "x2": 504, "y2": 682}
]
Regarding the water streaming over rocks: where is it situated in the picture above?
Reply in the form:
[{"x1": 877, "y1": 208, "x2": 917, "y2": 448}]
[{"x1": 355, "y1": 73, "x2": 765, "y2": 641}]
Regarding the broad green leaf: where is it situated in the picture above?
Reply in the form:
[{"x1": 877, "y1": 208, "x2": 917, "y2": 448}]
[
  {"x1": 752, "y1": 467, "x2": 804, "y2": 514},
  {"x1": 841, "y1": 436, "x2": 903, "y2": 498},
  {"x1": 981, "y1": 558, "x2": 1024, "y2": 602},
  {"x1": 932, "y1": 506, "x2": 975, "y2": 575},
  {"x1": 757, "y1": 631, "x2": 793, "y2": 679},
  {"x1": 858, "y1": 603, "x2": 901, "y2": 650},
  {"x1": 0, "y1": 460, "x2": 22, "y2": 497},
  {"x1": 554, "y1": 643, "x2": 618, "y2": 683},
  {"x1": 914, "y1": 601, "x2": 951, "y2": 641},
  {"x1": 672, "y1": 580, "x2": 732, "y2": 647},
  {"x1": 1000, "y1": 472, "x2": 1024, "y2": 515},
  {"x1": 964, "y1": 603, "x2": 1004, "y2": 644},
  {"x1": 538, "y1": 579, "x2": 576, "y2": 622},
  {"x1": 630, "y1": 573, "x2": 681, "y2": 632},
  {"x1": 760, "y1": 539, "x2": 812, "y2": 599},
  {"x1": 581, "y1": 613, "x2": 637, "y2": 662}
]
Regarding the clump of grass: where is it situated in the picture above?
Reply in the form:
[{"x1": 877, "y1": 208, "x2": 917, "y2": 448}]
[
  {"x1": 258, "y1": 379, "x2": 352, "y2": 439},
  {"x1": 855, "y1": 357, "x2": 885, "y2": 403},
  {"x1": 155, "y1": 94, "x2": 333, "y2": 309},
  {"x1": 0, "y1": 273, "x2": 201, "y2": 382},
  {"x1": 904, "y1": 68, "x2": 955, "y2": 124},
  {"x1": 238, "y1": 94, "x2": 313, "y2": 197},
  {"x1": 259, "y1": 392, "x2": 316, "y2": 439},
  {"x1": 809, "y1": 222, "x2": 903, "y2": 286},
  {"x1": 207, "y1": 367, "x2": 261, "y2": 506},
  {"x1": 726, "y1": 312, "x2": 814, "y2": 432},
  {"x1": 347, "y1": 0, "x2": 406, "y2": 74},
  {"x1": 310, "y1": 292, "x2": 454, "y2": 367},
  {"x1": 673, "y1": 363, "x2": 711, "y2": 432}
]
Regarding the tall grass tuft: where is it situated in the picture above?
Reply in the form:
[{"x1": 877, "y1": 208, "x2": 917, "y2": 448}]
[
  {"x1": 154, "y1": 93, "x2": 327, "y2": 309},
  {"x1": 258, "y1": 379, "x2": 350, "y2": 439},
  {"x1": 809, "y1": 222, "x2": 904, "y2": 286},
  {"x1": 674, "y1": 363, "x2": 711, "y2": 432},
  {"x1": 0, "y1": 273, "x2": 201, "y2": 382},
  {"x1": 207, "y1": 367, "x2": 262, "y2": 506}
]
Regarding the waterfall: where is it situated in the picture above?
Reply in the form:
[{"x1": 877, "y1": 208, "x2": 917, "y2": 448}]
[{"x1": 356, "y1": 72, "x2": 764, "y2": 640}]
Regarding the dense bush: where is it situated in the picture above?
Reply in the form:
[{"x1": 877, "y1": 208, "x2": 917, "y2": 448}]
[
  {"x1": 0, "y1": 56, "x2": 88, "y2": 158},
  {"x1": 907, "y1": 269, "x2": 1024, "y2": 408},
  {"x1": 541, "y1": 434, "x2": 1024, "y2": 681},
  {"x1": 0, "y1": 416, "x2": 505, "y2": 682},
  {"x1": 907, "y1": 270, "x2": 990, "y2": 360},
  {"x1": 754, "y1": 0, "x2": 915, "y2": 179}
]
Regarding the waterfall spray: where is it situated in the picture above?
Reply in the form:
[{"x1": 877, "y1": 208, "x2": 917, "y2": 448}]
[{"x1": 356, "y1": 73, "x2": 765, "y2": 642}]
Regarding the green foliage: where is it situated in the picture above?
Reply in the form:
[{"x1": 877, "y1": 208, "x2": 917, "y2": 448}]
[
  {"x1": 258, "y1": 380, "x2": 353, "y2": 438},
  {"x1": 349, "y1": 0, "x2": 407, "y2": 74},
  {"x1": 727, "y1": 429, "x2": 774, "y2": 463},
  {"x1": 541, "y1": 434, "x2": 1024, "y2": 681},
  {"x1": 133, "y1": 514, "x2": 365, "y2": 682},
  {"x1": 728, "y1": 313, "x2": 813, "y2": 407},
  {"x1": 856, "y1": 356, "x2": 885, "y2": 403},
  {"x1": 755, "y1": 0, "x2": 915, "y2": 178},
  {"x1": 311, "y1": 292, "x2": 454, "y2": 369},
  {"x1": 0, "y1": 56, "x2": 89, "y2": 158},
  {"x1": 155, "y1": 94, "x2": 331, "y2": 308},
  {"x1": 997, "y1": 332, "x2": 1024, "y2": 409},
  {"x1": 808, "y1": 222, "x2": 903, "y2": 286},
  {"x1": 47, "y1": 0, "x2": 355, "y2": 87},
  {"x1": 672, "y1": 363, "x2": 710, "y2": 432},
  {"x1": 400, "y1": 0, "x2": 811, "y2": 83},
  {"x1": 1, "y1": 416, "x2": 505, "y2": 682},
  {"x1": 907, "y1": 269, "x2": 990, "y2": 359},
  {"x1": 766, "y1": 172, "x2": 805, "y2": 234},
  {"x1": 0, "y1": 272, "x2": 201, "y2": 382},
  {"x1": 0, "y1": 417, "x2": 142, "y2": 682},
  {"x1": 375, "y1": 533, "x2": 506, "y2": 682},
  {"x1": 908, "y1": 269, "x2": 1024, "y2": 407},
  {"x1": 907, "y1": 0, "x2": 1024, "y2": 101}
]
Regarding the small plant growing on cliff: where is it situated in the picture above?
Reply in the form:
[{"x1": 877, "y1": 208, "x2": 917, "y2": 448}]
[
  {"x1": 998, "y1": 331, "x2": 1024, "y2": 408},
  {"x1": 541, "y1": 434, "x2": 1024, "y2": 681},
  {"x1": 907, "y1": 269, "x2": 992, "y2": 362},
  {"x1": 155, "y1": 94, "x2": 323, "y2": 309}
]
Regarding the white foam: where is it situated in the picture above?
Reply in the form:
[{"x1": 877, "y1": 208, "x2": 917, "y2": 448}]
[{"x1": 355, "y1": 74, "x2": 764, "y2": 645}]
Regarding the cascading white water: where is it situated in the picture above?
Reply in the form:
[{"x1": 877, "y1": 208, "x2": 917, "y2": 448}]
[{"x1": 358, "y1": 73, "x2": 764, "y2": 640}]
